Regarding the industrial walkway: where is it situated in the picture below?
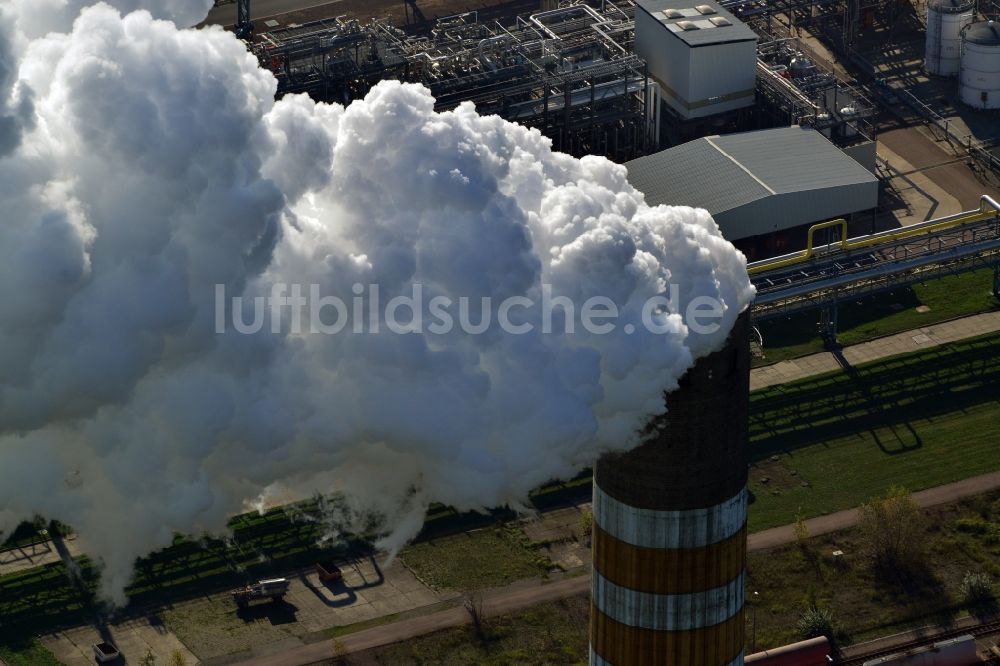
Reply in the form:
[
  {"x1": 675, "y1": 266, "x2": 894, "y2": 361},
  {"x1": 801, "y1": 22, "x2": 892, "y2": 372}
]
[
  {"x1": 0, "y1": 534, "x2": 82, "y2": 577},
  {"x1": 231, "y1": 470, "x2": 1000, "y2": 666},
  {"x1": 750, "y1": 309, "x2": 1000, "y2": 391}
]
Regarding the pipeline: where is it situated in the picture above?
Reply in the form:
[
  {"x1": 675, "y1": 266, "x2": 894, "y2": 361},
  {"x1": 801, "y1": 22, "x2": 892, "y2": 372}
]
[{"x1": 748, "y1": 195, "x2": 1000, "y2": 276}]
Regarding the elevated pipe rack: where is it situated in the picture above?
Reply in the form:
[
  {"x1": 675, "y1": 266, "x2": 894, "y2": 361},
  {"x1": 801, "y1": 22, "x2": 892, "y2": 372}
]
[{"x1": 748, "y1": 195, "x2": 1000, "y2": 344}]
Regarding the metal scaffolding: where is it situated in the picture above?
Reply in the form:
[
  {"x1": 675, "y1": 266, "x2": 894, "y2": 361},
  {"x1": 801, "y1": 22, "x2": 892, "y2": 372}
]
[
  {"x1": 254, "y1": 3, "x2": 659, "y2": 162},
  {"x1": 754, "y1": 35, "x2": 876, "y2": 142},
  {"x1": 720, "y1": 0, "x2": 906, "y2": 49}
]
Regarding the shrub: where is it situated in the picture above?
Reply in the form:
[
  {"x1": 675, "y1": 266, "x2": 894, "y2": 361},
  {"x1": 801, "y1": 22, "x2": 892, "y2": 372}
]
[
  {"x1": 797, "y1": 605, "x2": 834, "y2": 639},
  {"x1": 793, "y1": 514, "x2": 810, "y2": 545},
  {"x1": 578, "y1": 508, "x2": 593, "y2": 540},
  {"x1": 954, "y1": 517, "x2": 1000, "y2": 544},
  {"x1": 332, "y1": 638, "x2": 350, "y2": 664},
  {"x1": 857, "y1": 486, "x2": 926, "y2": 578},
  {"x1": 959, "y1": 571, "x2": 995, "y2": 606}
]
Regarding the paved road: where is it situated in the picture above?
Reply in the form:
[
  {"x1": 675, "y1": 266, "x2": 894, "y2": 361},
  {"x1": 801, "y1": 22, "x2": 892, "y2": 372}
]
[
  {"x1": 202, "y1": 0, "x2": 344, "y2": 26},
  {"x1": 878, "y1": 126, "x2": 1000, "y2": 210},
  {"x1": 233, "y1": 469, "x2": 1000, "y2": 666}
]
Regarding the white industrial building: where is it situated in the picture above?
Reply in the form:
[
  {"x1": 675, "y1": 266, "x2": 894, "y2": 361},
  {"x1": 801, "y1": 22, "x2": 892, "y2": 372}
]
[
  {"x1": 634, "y1": 0, "x2": 758, "y2": 120},
  {"x1": 625, "y1": 126, "x2": 879, "y2": 256}
]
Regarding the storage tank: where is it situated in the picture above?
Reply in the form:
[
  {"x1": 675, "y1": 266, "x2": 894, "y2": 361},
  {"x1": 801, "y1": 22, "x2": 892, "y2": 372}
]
[
  {"x1": 840, "y1": 107, "x2": 859, "y2": 138},
  {"x1": 789, "y1": 54, "x2": 815, "y2": 78},
  {"x1": 590, "y1": 311, "x2": 750, "y2": 666},
  {"x1": 960, "y1": 21, "x2": 1000, "y2": 109},
  {"x1": 925, "y1": 0, "x2": 974, "y2": 76}
]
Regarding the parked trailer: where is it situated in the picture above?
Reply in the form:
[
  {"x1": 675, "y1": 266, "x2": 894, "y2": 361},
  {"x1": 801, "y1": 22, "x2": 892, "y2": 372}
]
[
  {"x1": 746, "y1": 637, "x2": 831, "y2": 666},
  {"x1": 863, "y1": 635, "x2": 977, "y2": 666},
  {"x1": 231, "y1": 578, "x2": 290, "y2": 608},
  {"x1": 316, "y1": 561, "x2": 343, "y2": 583}
]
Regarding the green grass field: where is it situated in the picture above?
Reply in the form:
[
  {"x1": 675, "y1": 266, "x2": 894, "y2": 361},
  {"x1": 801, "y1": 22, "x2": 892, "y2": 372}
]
[
  {"x1": 400, "y1": 525, "x2": 553, "y2": 591},
  {"x1": 755, "y1": 268, "x2": 999, "y2": 366},
  {"x1": 0, "y1": 638, "x2": 61, "y2": 666},
  {"x1": 747, "y1": 330, "x2": 1000, "y2": 531}
]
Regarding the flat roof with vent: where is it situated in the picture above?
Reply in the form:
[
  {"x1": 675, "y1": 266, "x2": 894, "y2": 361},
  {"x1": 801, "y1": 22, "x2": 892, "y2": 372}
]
[{"x1": 637, "y1": 0, "x2": 756, "y2": 45}]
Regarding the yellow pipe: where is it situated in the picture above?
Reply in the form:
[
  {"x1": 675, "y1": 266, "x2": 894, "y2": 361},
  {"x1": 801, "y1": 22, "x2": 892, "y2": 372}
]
[
  {"x1": 746, "y1": 218, "x2": 846, "y2": 276},
  {"x1": 748, "y1": 195, "x2": 1000, "y2": 277}
]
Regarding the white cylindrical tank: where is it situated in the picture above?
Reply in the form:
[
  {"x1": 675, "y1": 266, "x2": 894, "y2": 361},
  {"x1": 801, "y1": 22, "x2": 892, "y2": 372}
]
[
  {"x1": 840, "y1": 107, "x2": 859, "y2": 137},
  {"x1": 815, "y1": 113, "x2": 832, "y2": 137},
  {"x1": 960, "y1": 21, "x2": 1000, "y2": 109},
  {"x1": 925, "y1": 0, "x2": 974, "y2": 76}
]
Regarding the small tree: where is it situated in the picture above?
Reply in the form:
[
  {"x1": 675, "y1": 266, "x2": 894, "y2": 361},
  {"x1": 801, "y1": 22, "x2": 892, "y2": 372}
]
[
  {"x1": 857, "y1": 486, "x2": 926, "y2": 578},
  {"x1": 463, "y1": 590, "x2": 489, "y2": 642}
]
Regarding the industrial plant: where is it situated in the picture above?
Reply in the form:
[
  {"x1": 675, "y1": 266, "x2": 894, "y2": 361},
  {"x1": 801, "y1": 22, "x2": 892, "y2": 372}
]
[
  {"x1": 238, "y1": 0, "x2": 883, "y2": 160},
  {"x1": 0, "y1": 0, "x2": 999, "y2": 664}
]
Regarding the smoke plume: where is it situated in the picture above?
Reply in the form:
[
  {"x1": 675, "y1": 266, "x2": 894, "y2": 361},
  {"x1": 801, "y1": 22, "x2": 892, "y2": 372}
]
[{"x1": 0, "y1": 2, "x2": 754, "y2": 600}]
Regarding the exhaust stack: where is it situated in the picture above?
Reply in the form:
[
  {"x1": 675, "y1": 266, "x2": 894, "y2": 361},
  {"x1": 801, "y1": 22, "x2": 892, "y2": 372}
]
[{"x1": 590, "y1": 311, "x2": 750, "y2": 666}]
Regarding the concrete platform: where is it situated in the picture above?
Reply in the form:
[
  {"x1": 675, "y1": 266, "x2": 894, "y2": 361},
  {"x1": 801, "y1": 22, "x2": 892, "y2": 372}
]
[{"x1": 41, "y1": 616, "x2": 198, "y2": 666}]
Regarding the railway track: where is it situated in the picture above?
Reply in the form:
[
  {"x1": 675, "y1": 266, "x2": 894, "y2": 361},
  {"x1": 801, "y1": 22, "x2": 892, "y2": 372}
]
[{"x1": 837, "y1": 617, "x2": 1000, "y2": 665}]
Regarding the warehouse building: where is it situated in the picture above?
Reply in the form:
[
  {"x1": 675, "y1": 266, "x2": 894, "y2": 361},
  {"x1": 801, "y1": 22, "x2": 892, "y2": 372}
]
[{"x1": 626, "y1": 126, "x2": 879, "y2": 259}]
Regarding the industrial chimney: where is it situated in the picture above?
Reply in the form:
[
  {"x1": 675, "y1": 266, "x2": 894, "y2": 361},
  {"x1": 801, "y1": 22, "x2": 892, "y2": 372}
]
[{"x1": 590, "y1": 310, "x2": 750, "y2": 666}]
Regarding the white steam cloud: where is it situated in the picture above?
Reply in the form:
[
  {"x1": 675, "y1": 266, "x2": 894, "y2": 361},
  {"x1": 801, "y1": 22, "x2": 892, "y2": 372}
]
[{"x1": 0, "y1": 2, "x2": 754, "y2": 600}]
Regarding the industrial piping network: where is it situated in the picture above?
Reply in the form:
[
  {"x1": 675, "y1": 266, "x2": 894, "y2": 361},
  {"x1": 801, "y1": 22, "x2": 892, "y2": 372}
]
[{"x1": 747, "y1": 195, "x2": 1000, "y2": 343}]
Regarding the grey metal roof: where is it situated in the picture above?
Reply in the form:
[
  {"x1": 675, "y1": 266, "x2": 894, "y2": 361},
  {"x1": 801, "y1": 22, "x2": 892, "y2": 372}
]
[
  {"x1": 964, "y1": 21, "x2": 1000, "y2": 45},
  {"x1": 636, "y1": 0, "x2": 756, "y2": 46},
  {"x1": 626, "y1": 126, "x2": 878, "y2": 214}
]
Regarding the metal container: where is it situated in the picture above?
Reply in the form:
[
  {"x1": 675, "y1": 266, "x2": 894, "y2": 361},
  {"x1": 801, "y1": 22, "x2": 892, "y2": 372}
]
[
  {"x1": 590, "y1": 311, "x2": 750, "y2": 666},
  {"x1": 925, "y1": 0, "x2": 974, "y2": 76},
  {"x1": 960, "y1": 21, "x2": 1000, "y2": 109},
  {"x1": 789, "y1": 55, "x2": 814, "y2": 78}
]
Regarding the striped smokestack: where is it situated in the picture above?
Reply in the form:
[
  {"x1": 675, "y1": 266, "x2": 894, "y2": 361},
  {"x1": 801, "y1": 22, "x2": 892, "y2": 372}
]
[{"x1": 590, "y1": 310, "x2": 750, "y2": 666}]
